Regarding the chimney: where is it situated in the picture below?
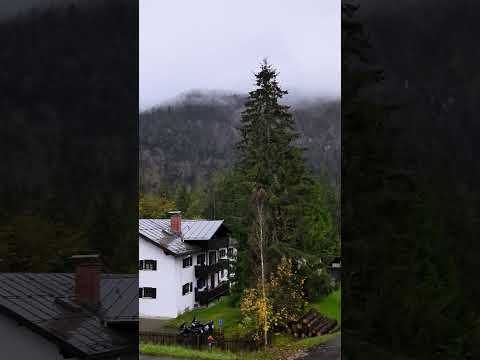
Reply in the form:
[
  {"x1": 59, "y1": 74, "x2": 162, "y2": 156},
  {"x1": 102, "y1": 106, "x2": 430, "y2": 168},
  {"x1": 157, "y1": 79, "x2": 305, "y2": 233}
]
[
  {"x1": 71, "y1": 254, "x2": 101, "y2": 309},
  {"x1": 168, "y1": 211, "x2": 182, "y2": 235}
]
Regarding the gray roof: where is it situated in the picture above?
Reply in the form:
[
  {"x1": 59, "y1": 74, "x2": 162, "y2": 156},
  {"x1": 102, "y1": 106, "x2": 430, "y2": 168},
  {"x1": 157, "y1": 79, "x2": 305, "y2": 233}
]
[
  {"x1": 0, "y1": 273, "x2": 137, "y2": 357},
  {"x1": 139, "y1": 219, "x2": 225, "y2": 256}
]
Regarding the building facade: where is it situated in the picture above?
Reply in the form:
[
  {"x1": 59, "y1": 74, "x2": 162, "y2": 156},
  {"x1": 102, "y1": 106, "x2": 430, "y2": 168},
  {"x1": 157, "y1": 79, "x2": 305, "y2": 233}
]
[{"x1": 139, "y1": 213, "x2": 236, "y2": 318}]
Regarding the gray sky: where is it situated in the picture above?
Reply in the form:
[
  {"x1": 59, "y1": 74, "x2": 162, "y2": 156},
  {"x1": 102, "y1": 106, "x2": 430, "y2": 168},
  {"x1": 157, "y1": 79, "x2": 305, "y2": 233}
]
[{"x1": 140, "y1": 0, "x2": 340, "y2": 110}]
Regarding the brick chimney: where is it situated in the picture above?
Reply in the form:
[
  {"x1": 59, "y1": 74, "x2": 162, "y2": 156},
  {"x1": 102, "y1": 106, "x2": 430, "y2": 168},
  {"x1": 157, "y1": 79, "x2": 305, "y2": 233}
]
[
  {"x1": 168, "y1": 211, "x2": 182, "y2": 235},
  {"x1": 71, "y1": 254, "x2": 101, "y2": 309}
]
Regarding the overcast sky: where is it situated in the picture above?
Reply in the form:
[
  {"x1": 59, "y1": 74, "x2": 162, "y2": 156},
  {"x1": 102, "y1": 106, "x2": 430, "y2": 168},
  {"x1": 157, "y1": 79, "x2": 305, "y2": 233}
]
[{"x1": 140, "y1": 0, "x2": 340, "y2": 110}]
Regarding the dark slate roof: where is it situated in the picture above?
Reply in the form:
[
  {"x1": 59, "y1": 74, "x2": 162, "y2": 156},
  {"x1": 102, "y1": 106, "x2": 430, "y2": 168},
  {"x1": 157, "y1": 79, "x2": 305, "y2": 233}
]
[
  {"x1": 0, "y1": 273, "x2": 138, "y2": 358},
  {"x1": 139, "y1": 219, "x2": 225, "y2": 256}
]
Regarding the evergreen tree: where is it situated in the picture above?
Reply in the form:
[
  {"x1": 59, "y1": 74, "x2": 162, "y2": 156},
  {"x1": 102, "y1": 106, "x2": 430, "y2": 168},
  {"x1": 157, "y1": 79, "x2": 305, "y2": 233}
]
[
  {"x1": 175, "y1": 184, "x2": 191, "y2": 213},
  {"x1": 303, "y1": 178, "x2": 338, "y2": 262},
  {"x1": 185, "y1": 180, "x2": 208, "y2": 219},
  {"x1": 216, "y1": 61, "x2": 339, "y2": 300},
  {"x1": 237, "y1": 60, "x2": 312, "y2": 253},
  {"x1": 139, "y1": 193, "x2": 175, "y2": 219}
]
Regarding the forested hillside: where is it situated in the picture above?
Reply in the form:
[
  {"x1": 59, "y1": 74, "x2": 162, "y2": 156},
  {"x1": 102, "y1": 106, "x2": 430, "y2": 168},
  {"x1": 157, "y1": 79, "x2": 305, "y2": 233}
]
[
  {"x1": 343, "y1": 1, "x2": 480, "y2": 357},
  {"x1": 139, "y1": 91, "x2": 340, "y2": 194},
  {"x1": 0, "y1": 1, "x2": 137, "y2": 272}
]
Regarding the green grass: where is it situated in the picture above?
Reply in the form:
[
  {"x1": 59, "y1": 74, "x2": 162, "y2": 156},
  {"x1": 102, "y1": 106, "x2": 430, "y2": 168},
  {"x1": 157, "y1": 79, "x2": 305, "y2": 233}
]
[
  {"x1": 154, "y1": 290, "x2": 341, "y2": 359},
  {"x1": 140, "y1": 332, "x2": 341, "y2": 360},
  {"x1": 309, "y1": 289, "x2": 341, "y2": 323},
  {"x1": 166, "y1": 289, "x2": 341, "y2": 338},
  {"x1": 140, "y1": 343, "x2": 237, "y2": 360},
  {"x1": 139, "y1": 342, "x2": 271, "y2": 360},
  {"x1": 296, "y1": 331, "x2": 340, "y2": 347},
  {"x1": 165, "y1": 297, "x2": 242, "y2": 338}
]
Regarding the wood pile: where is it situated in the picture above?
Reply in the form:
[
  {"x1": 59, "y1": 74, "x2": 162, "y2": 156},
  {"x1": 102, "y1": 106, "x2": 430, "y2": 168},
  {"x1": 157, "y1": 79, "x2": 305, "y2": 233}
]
[{"x1": 287, "y1": 309, "x2": 337, "y2": 338}]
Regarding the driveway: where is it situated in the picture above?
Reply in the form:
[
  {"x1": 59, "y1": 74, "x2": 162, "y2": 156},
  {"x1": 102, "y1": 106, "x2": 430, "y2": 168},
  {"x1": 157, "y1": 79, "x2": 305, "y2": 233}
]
[{"x1": 302, "y1": 336, "x2": 341, "y2": 360}]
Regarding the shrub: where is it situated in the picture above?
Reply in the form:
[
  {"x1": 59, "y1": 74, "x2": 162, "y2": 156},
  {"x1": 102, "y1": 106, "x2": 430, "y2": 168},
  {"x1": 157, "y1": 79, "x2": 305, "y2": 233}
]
[{"x1": 304, "y1": 267, "x2": 333, "y2": 300}]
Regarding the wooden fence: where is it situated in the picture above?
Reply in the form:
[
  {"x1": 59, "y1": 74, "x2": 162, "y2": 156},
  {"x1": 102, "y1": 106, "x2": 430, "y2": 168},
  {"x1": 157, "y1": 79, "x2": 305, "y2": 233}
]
[{"x1": 140, "y1": 331, "x2": 262, "y2": 352}]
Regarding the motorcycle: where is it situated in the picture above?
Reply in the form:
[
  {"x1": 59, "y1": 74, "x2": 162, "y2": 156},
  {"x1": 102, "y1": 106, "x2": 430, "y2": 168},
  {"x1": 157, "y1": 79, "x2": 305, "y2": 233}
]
[
  {"x1": 179, "y1": 322, "x2": 192, "y2": 336},
  {"x1": 179, "y1": 317, "x2": 214, "y2": 336}
]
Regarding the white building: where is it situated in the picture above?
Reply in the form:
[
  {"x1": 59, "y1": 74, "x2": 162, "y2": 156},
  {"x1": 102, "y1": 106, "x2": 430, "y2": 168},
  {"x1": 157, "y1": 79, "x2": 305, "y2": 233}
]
[{"x1": 139, "y1": 212, "x2": 236, "y2": 319}]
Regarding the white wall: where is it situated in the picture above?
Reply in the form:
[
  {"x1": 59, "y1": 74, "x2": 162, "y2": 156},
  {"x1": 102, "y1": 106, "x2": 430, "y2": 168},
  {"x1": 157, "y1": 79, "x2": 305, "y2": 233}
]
[
  {"x1": 0, "y1": 313, "x2": 71, "y2": 360},
  {"x1": 139, "y1": 240, "x2": 236, "y2": 318},
  {"x1": 139, "y1": 237, "x2": 177, "y2": 318},
  {"x1": 174, "y1": 255, "x2": 196, "y2": 315}
]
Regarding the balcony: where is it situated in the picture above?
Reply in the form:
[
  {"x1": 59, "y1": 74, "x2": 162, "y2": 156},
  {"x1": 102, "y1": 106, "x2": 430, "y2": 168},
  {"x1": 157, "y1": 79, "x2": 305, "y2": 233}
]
[
  {"x1": 195, "y1": 281, "x2": 230, "y2": 306},
  {"x1": 195, "y1": 258, "x2": 229, "y2": 279}
]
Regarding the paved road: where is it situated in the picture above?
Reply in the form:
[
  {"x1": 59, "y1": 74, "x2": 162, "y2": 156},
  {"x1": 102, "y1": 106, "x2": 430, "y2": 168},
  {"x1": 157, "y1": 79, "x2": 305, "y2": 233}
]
[{"x1": 302, "y1": 336, "x2": 341, "y2": 360}]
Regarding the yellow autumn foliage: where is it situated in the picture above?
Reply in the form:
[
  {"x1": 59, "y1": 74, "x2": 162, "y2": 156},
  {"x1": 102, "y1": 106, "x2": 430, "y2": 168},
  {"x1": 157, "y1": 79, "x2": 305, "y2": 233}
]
[{"x1": 240, "y1": 257, "x2": 307, "y2": 340}]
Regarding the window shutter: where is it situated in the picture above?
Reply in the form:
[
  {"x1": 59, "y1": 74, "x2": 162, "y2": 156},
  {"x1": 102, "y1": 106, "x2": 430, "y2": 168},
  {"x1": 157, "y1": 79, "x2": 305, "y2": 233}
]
[
  {"x1": 153, "y1": 260, "x2": 157, "y2": 271},
  {"x1": 190, "y1": 282, "x2": 193, "y2": 292},
  {"x1": 139, "y1": 288, "x2": 143, "y2": 298},
  {"x1": 152, "y1": 288, "x2": 157, "y2": 299},
  {"x1": 139, "y1": 260, "x2": 144, "y2": 270}
]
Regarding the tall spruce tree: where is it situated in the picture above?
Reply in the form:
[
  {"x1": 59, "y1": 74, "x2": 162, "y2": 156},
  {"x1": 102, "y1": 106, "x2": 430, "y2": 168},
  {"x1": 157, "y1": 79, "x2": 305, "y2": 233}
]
[{"x1": 236, "y1": 60, "x2": 312, "y2": 265}]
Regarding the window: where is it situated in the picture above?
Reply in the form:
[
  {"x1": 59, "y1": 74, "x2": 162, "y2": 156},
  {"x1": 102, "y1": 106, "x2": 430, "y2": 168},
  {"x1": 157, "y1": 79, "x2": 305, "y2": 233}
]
[
  {"x1": 196, "y1": 254, "x2": 206, "y2": 265},
  {"x1": 143, "y1": 287, "x2": 156, "y2": 299},
  {"x1": 139, "y1": 260, "x2": 157, "y2": 270},
  {"x1": 197, "y1": 278, "x2": 206, "y2": 289},
  {"x1": 208, "y1": 251, "x2": 217, "y2": 265},
  {"x1": 183, "y1": 256, "x2": 192, "y2": 268},
  {"x1": 227, "y1": 248, "x2": 234, "y2": 257},
  {"x1": 219, "y1": 249, "x2": 226, "y2": 258},
  {"x1": 182, "y1": 282, "x2": 193, "y2": 295}
]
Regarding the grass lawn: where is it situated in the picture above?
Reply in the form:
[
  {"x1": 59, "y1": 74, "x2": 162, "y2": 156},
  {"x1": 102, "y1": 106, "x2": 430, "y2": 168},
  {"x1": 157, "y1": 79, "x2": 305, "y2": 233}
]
[
  {"x1": 164, "y1": 297, "x2": 242, "y2": 338},
  {"x1": 309, "y1": 288, "x2": 341, "y2": 323},
  {"x1": 140, "y1": 342, "x2": 276, "y2": 360},
  {"x1": 165, "y1": 289, "x2": 341, "y2": 338},
  {"x1": 150, "y1": 290, "x2": 341, "y2": 359},
  {"x1": 140, "y1": 332, "x2": 341, "y2": 360},
  {"x1": 140, "y1": 343, "x2": 236, "y2": 360}
]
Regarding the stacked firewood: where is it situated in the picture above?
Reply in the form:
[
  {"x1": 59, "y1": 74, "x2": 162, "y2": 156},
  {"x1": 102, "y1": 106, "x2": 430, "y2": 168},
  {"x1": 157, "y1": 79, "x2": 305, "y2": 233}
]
[{"x1": 287, "y1": 309, "x2": 337, "y2": 338}]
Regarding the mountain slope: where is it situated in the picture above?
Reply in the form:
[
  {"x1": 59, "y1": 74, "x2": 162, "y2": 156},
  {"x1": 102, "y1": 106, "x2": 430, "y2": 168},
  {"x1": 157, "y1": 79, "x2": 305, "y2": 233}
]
[{"x1": 139, "y1": 91, "x2": 340, "y2": 193}]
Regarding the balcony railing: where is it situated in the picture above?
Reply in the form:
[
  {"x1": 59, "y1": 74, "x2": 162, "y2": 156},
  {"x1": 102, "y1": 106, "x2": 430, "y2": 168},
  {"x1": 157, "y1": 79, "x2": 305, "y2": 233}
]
[
  {"x1": 195, "y1": 281, "x2": 230, "y2": 306},
  {"x1": 195, "y1": 258, "x2": 229, "y2": 279}
]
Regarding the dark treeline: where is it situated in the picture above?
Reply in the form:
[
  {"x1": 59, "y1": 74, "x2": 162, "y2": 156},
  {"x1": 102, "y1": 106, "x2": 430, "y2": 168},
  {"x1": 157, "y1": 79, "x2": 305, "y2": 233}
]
[
  {"x1": 0, "y1": 1, "x2": 138, "y2": 272},
  {"x1": 139, "y1": 91, "x2": 340, "y2": 194},
  {"x1": 344, "y1": 1, "x2": 480, "y2": 358}
]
